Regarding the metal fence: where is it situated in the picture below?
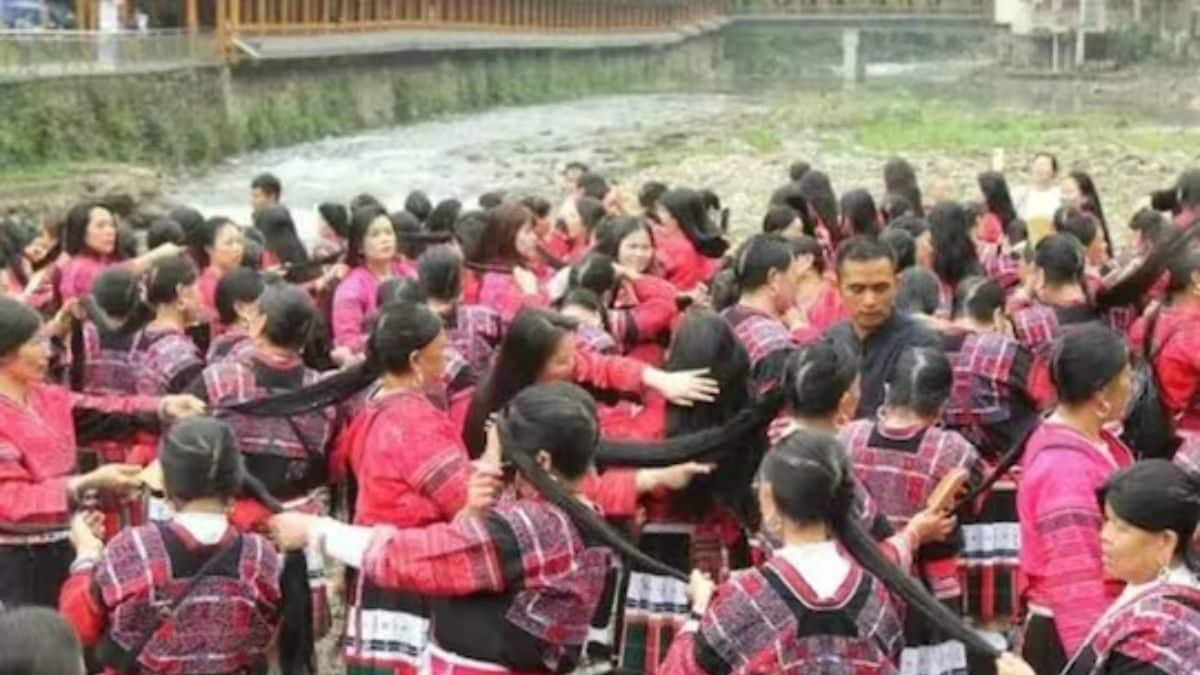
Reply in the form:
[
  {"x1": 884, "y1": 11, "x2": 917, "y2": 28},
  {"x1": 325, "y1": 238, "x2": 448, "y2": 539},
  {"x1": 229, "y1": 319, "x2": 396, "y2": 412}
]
[{"x1": 0, "y1": 29, "x2": 217, "y2": 80}]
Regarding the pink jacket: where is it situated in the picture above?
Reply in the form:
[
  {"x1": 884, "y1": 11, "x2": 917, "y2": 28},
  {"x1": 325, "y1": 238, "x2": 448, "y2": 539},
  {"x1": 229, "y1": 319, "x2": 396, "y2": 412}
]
[
  {"x1": 331, "y1": 266, "x2": 384, "y2": 352},
  {"x1": 1018, "y1": 421, "x2": 1133, "y2": 654}
]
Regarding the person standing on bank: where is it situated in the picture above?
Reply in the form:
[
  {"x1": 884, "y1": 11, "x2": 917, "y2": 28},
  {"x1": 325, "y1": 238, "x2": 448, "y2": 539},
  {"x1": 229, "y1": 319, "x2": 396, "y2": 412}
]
[{"x1": 825, "y1": 237, "x2": 941, "y2": 419}]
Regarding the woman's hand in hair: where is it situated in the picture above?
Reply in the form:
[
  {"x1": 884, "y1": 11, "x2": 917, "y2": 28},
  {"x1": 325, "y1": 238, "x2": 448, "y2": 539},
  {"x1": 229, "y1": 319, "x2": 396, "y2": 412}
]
[
  {"x1": 69, "y1": 512, "x2": 104, "y2": 559},
  {"x1": 481, "y1": 414, "x2": 503, "y2": 466},
  {"x1": 159, "y1": 394, "x2": 208, "y2": 421},
  {"x1": 42, "y1": 298, "x2": 80, "y2": 340},
  {"x1": 512, "y1": 266, "x2": 540, "y2": 296},
  {"x1": 995, "y1": 653, "x2": 1036, "y2": 675},
  {"x1": 268, "y1": 512, "x2": 319, "y2": 552},
  {"x1": 642, "y1": 367, "x2": 719, "y2": 407},
  {"x1": 69, "y1": 463, "x2": 142, "y2": 498},
  {"x1": 635, "y1": 462, "x2": 715, "y2": 494},
  {"x1": 686, "y1": 569, "x2": 716, "y2": 615},
  {"x1": 903, "y1": 507, "x2": 957, "y2": 547},
  {"x1": 460, "y1": 462, "x2": 503, "y2": 520}
]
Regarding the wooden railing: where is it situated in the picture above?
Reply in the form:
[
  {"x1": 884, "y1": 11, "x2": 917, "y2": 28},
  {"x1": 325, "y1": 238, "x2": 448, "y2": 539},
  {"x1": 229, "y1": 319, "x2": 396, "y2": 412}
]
[
  {"x1": 730, "y1": 0, "x2": 990, "y2": 15},
  {"x1": 212, "y1": 0, "x2": 730, "y2": 37}
]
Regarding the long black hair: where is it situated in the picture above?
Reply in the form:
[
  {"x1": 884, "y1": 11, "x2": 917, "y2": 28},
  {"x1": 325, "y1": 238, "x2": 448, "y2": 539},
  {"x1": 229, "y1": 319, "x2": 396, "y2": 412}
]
[
  {"x1": 977, "y1": 171, "x2": 1018, "y2": 228},
  {"x1": 1069, "y1": 170, "x2": 1112, "y2": 256},
  {"x1": 928, "y1": 201, "x2": 981, "y2": 288},
  {"x1": 840, "y1": 189, "x2": 880, "y2": 238},
  {"x1": 1100, "y1": 460, "x2": 1200, "y2": 574},
  {"x1": 659, "y1": 188, "x2": 728, "y2": 259},
  {"x1": 0, "y1": 218, "x2": 30, "y2": 289},
  {"x1": 253, "y1": 206, "x2": 312, "y2": 283},
  {"x1": 884, "y1": 157, "x2": 923, "y2": 217},
  {"x1": 0, "y1": 296, "x2": 41, "y2": 358},
  {"x1": 797, "y1": 170, "x2": 838, "y2": 237},
  {"x1": 762, "y1": 431, "x2": 1001, "y2": 659},
  {"x1": 592, "y1": 216, "x2": 655, "y2": 262},
  {"x1": 500, "y1": 383, "x2": 686, "y2": 580},
  {"x1": 159, "y1": 416, "x2": 312, "y2": 675},
  {"x1": 418, "y1": 244, "x2": 464, "y2": 303},
  {"x1": 215, "y1": 268, "x2": 266, "y2": 327},
  {"x1": 224, "y1": 302, "x2": 442, "y2": 418},
  {"x1": 884, "y1": 347, "x2": 952, "y2": 417},
  {"x1": 783, "y1": 339, "x2": 860, "y2": 418},
  {"x1": 664, "y1": 310, "x2": 757, "y2": 518},
  {"x1": 952, "y1": 276, "x2": 1005, "y2": 324},
  {"x1": 63, "y1": 202, "x2": 113, "y2": 258},
  {"x1": 463, "y1": 308, "x2": 577, "y2": 458}
]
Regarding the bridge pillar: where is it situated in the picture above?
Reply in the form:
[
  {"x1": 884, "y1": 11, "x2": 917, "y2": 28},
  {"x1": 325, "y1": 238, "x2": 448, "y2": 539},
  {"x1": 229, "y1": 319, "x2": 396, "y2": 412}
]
[{"x1": 842, "y1": 28, "x2": 865, "y2": 87}]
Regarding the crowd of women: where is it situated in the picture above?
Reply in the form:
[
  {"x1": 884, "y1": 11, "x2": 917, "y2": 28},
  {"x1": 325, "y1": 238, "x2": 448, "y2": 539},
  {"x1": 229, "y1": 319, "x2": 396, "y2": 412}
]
[{"x1": 0, "y1": 154, "x2": 1198, "y2": 675}]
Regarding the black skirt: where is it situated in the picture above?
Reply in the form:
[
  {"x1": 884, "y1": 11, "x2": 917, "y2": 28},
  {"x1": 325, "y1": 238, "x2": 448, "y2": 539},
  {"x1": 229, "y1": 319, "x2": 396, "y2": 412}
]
[
  {"x1": 1020, "y1": 613, "x2": 1068, "y2": 675},
  {"x1": 0, "y1": 540, "x2": 73, "y2": 608}
]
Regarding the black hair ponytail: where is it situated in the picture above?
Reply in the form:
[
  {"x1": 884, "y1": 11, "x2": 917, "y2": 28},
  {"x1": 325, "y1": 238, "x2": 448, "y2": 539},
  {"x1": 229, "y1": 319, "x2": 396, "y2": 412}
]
[
  {"x1": 1098, "y1": 220, "x2": 1200, "y2": 309},
  {"x1": 766, "y1": 431, "x2": 1001, "y2": 659},
  {"x1": 224, "y1": 301, "x2": 442, "y2": 418},
  {"x1": 501, "y1": 383, "x2": 687, "y2": 581}
]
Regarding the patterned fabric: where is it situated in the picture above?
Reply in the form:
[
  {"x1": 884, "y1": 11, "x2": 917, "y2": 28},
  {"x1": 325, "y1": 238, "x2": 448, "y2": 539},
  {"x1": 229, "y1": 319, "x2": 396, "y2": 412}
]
[
  {"x1": 659, "y1": 550, "x2": 904, "y2": 675},
  {"x1": 363, "y1": 499, "x2": 613, "y2": 673},
  {"x1": 620, "y1": 519, "x2": 736, "y2": 675},
  {"x1": 981, "y1": 248, "x2": 1022, "y2": 291},
  {"x1": 341, "y1": 390, "x2": 475, "y2": 674},
  {"x1": 1011, "y1": 304, "x2": 1061, "y2": 359},
  {"x1": 204, "y1": 352, "x2": 337, "y2": 500},
  {"x1": 1067, "y1": 581, "x2": 1200, "y2": 675},
  {"x1": 841, "y1": 420, "x2": 982, "y2": 601},
  {"x1": 722, "y1": 305, "x2": 792, "y2": 368},
  {"x1": 575, "y1": 324, "x2": 617, "y2": 355},
  {"x1": 447, "y1": 304, "x2": 503, "y2": 374},
  {"x1": 942, "y1": 331, "x2": 1042, "y2": 459},
  {"x1": 205, "y1": 329, "x2": 254, "y2": 365},
  {"x1": 135, "y1": 327, "x2": 204, "y2": 395},
  {"x1": 1018, "y1": 422, "x2": 1134, "y2": 655},
  {"x1": 1129, "y1": 305, "x2": 1200, "y2": 434},
  {"x1": 841, "y1": 420, "x2": 982, "y2": 531},
  {"x1": 93, "y1": 522, "x2": 280, "y2": 675}
]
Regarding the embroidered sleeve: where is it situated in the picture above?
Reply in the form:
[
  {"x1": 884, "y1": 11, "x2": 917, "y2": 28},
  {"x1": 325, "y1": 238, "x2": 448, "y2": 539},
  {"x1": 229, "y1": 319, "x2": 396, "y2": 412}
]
[
  {"x1": 1033, "y1": 469, "x2": 1110, "y2": 655},
  {"x1": 363, "y1": 516, "x2": 506, "y2": 596},
  {"x1": 0, "y1": 440, "x2": 70, "y2": 526}
]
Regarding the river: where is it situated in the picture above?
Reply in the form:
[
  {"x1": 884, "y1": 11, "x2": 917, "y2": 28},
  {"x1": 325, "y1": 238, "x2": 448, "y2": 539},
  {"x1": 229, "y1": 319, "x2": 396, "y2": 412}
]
[{"x1": 170, "y1": 56, "x2": 1199, "y2": 244}]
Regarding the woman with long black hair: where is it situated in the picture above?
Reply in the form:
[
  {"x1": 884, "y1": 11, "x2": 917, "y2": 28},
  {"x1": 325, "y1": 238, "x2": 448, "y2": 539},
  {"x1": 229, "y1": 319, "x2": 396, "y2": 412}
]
[
  {"x1": 928, "y1": 201, "x2": 983, "y2": 318},
  {"x1": 654, "y1": 188, "x2": 729, "y2": 293},
  {"x1": 978, "y1": 171, "x2": 1020, "y2": 246},
  {"x1": 997, "y1": 460, "x2": 1200, "y2": 675},
  {"x1": 252, "y1": 205, "x2": 309, "y2": 275},
  {"x1": 718, "y1": 235, "x2": 802, "y2": 386},
  {"x1": 461, "y1": 306, "x2": 719, "y2": 460},
  {"x1": 659, "y1": 429, "x2": 1003, "y2": 674},
  {"x1": 942, "y1": 276, "x2": 1053, "y2": 630},
  {"x1": 604, "y1": 309, "x2": 755, "y2": 674},
  {"x1": 1017, "y1": 324, "x2": 1136, "y2": 674},
  {"x1": 885, "y1": 157, "x2": 925, "y2": 218},
  {"x1": 840, "y1": 188, "x2": 882, "y2": 239},
  {"x1": 472, "y1": 201, "x2": 549, "y2": 324},
  {"x1": 268, "y1": 382, "x2": 710, "y2": 675},
  {"x1": 222, "y1": 302, "x2": 701, "y2": 674},
  {"x1": 1061, "y1": 170, "x2": 1113, "y2": 258},
  {"x1": 207, "y1": 268, "x2": 265, "y2": 364},
  {"x1": 332, "y1": 205, "x2": 403, "y2": 356},
  {"x1": 565, "y1": 247, "x2": 680, "y2": 366},
  {"x1": 195, "y1": 283, "x2": 345, "y2": 640},
  {"x1": 194, "y1": 217, "x2": 245, "y2": 317},
  {"x1": 57, "y1": 202, "x2": 181, "y2": 302}
]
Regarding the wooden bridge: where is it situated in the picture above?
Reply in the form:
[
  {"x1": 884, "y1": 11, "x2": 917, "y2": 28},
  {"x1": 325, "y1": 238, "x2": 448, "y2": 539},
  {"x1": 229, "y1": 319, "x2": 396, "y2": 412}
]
[{"x1": 0, "y1": 0, "x2": 994, "y2": 78}]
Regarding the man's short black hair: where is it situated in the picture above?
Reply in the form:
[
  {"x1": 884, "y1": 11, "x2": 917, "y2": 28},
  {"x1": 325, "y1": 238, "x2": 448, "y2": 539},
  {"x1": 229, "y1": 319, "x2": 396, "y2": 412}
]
[
  {"x1": 250, "y1": 173, "x2": 282, "y2": 199},
  {"x1": 836, "y1": 235, "x2": 897, "y2": 275}
]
